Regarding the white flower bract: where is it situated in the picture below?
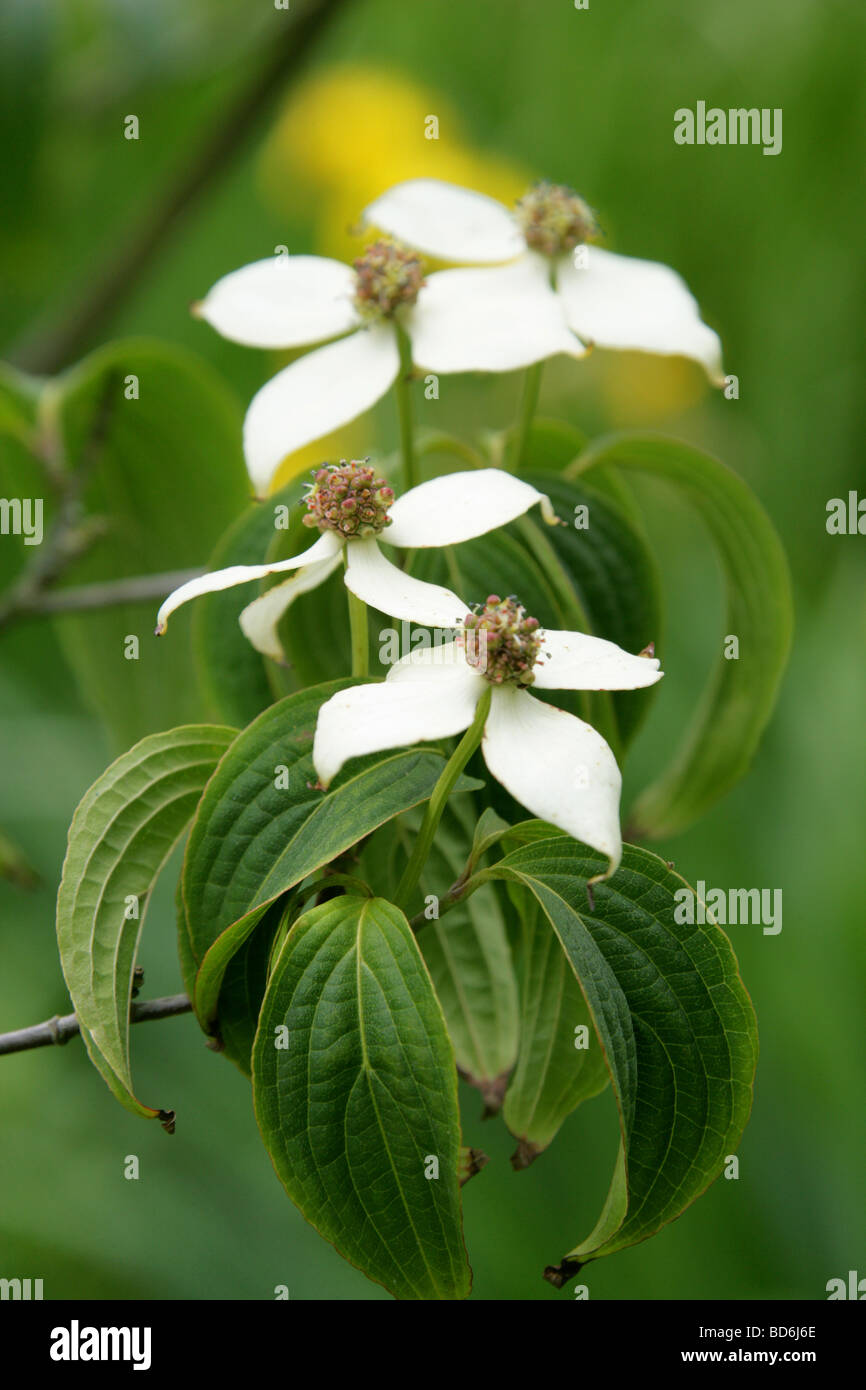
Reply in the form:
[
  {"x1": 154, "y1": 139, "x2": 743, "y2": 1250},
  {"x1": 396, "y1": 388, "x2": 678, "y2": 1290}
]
[
  {"x1": 363, "y1": 178, "x2": 725, "y2": 383},
  {"x1": 312, "y1": 620, "x2": 664, "y2": 875},
  {"x1": 154, "y1": 469, "x2": 556, "y2": 660}
]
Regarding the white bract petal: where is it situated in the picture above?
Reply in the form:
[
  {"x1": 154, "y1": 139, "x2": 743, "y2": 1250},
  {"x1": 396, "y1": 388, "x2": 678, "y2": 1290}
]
[
  {"x1": 238, "y1": 551, "x2": 344, "y2": 662},
  {"x1": 482, "y1": 686, "x2": 624, "y2": 872},
  {"x1": 155, "y1": 531, "x2": 342, "y2": 634},
  {"x1": 362, "y1": 178, "x2": 524, "y2": 264},
  {"x1": 313, "y1": 671, "x2": 481, "y2": 788},
  {"x1": 407, "y1": 257, "x2": 586, "y2": 373},
  {"x1": 534, "y1": 630, "x2": 662, "y2": 691},
  {"x1": 556, "y1": 247, "x2": 724, "y2": 382},
  {"x1": 344, "y1": 537, "x2": 467, "y2": 627},
  {"x1": 195, "y1": 256, "x2": 360, "y2": 349},
  {"x1": 243, "y1": 324, "x2": 400, "y2": 495},
  {"x1": 386, "y1": 468, "x2": 556, "y2": 548}
]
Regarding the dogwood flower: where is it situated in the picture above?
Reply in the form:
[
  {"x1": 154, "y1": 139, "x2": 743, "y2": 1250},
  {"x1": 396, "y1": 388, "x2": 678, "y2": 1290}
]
[
  {"x1": 194, "y1": 235, "x2": 584, "y2": 495},
  {"x1": 313, "y1": 594, "x2": 664, "y2": 874},
  {"x1": 154, "y1": 463, "x2": 557, "y2": 662},
  {"x1": 361, "y1": 178, "x2": 724, "y2": 381}
]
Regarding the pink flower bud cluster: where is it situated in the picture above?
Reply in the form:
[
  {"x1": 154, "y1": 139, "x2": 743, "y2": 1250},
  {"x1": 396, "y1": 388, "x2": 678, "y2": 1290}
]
[
  {"x1": 302, "y1": 460, "x2": 394, "y2": 539},
  {"x1": 462, "y1": 594, "x2": 544, "y2": 686},
  {"x1": 515, "y1": 181, "x2": 599, "y2": 258},
  {"x1": 353, "y1": 238, "x2": 426, "y2": 321}
]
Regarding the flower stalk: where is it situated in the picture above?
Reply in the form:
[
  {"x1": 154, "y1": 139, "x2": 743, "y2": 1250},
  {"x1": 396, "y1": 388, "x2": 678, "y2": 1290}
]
[
  {"x1": 344, "y1": 555, "x2": 369, "y2": 678},
  {"x1": 393, "y1": 684, "x2": 492, "y2": 913},
  {"x1": 395, "y1": 324, "x2": 418, "y2": 491},
  {"x1": 511, "y1": 361, "x2": 543, "y2": 470}
]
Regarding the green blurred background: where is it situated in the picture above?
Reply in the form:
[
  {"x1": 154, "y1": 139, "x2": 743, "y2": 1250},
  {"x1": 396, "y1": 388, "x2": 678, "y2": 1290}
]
[{"x1": 1, "y1": 0, "x2": 864, "y2": 1299}]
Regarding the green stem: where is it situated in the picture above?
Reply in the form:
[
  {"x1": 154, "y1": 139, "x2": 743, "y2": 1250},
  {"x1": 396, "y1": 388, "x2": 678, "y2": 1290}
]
[
  {"x1": 407, "y1": 868, "x2": 488, "y2": 934},
  {"x1": 343, "y1": 554, "x2": 369, "y2": 678},
  {"x1": 510, "y1": 361, "x2": 543, "y2": 471},
  {"x1": 395, "y1": 325, "x2": 418, "y2": 491},
  {"x1": 393, "y1": 685, "x2": 492, "y2": 913}
]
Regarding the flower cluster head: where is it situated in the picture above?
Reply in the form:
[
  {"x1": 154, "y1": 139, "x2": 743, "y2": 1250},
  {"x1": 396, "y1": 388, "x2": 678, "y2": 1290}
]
[
  {"x1": 462, "y1": 594, "x2": 544, "y2": 686},
  {"x1": 352, "y1": 238, "x2": 426, "y2": 322},
  {"x1": 515, "y1": 181, "x2": 600, "y2": 258},
  {"x1": 302, "y1": 460, "x2": 394, "y2": 539}
]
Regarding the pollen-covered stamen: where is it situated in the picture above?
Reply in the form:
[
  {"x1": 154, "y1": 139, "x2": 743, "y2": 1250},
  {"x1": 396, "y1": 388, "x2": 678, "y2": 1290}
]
[
  {"x1": 461, "y1": 594, "x2": 545, "y2": 687},
  {"x1": 302, "y1": 459, "x2": 394, "y2": 539},
  {"x1": 353, "y1": 238, "x2": 426, "y2": 322},
  {"x1": 515, "y1": 181, "x2": 599, "y2": 258}
]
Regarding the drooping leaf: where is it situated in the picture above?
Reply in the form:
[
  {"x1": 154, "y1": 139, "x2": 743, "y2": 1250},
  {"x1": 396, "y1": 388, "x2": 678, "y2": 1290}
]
[
  {"x1": 56, "y1": 724, "x2": 236, "y2": 1120},
  {"x1": 252, "y1": 894, "x2": 472, "y2": 1300},
  {"x1": 503, "y1": 883, "x2": 609, "y2": 1166},
  {"x1": 483, "y1": 836, "x2": 757, "y2": 1274},
  {"x1": 564, "y1": 432, "x2": 793, "y2": 837}
]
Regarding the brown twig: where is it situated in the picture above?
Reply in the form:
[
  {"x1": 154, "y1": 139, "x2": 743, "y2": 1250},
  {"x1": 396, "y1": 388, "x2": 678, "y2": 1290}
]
[{"x1": 0, "y1": 994, "x2": 192, "y2": 1057}]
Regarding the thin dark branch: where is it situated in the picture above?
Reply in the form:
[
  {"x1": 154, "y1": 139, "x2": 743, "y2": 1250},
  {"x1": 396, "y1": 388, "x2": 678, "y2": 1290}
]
[
  {"x1": 0, "y1": 568, "x2": 203, "y2": 625},
  {"x1": 0, "y1": 373, "x2": 119, "y2": 629},
  {"x1": 11, "y1": 0, "x2": 350, "y2": 375},
  {"x1": 0, "y1": 994, "x2": 192, "y2": 1056}
]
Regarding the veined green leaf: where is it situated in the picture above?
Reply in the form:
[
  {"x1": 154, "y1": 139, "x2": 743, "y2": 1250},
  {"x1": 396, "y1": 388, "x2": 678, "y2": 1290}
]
[
  {"x1": 484, "y1": 836, "x2": 757, "y2": 1275},
  {"x1": 252, "y1": 895, "x2": 472, "y2": 1300},
  {"x1": 56, "y1": 724, "x2": 236, "y2": 1120},
  {"x1": 565, "y1": 432, "x2": 793, "y2": 837},
  {"x1": 184, "y1": 680, "x2": 481, "y2": 1037}
]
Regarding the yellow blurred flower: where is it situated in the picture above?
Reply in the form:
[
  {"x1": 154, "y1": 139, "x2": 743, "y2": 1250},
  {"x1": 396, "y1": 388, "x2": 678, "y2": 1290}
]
[
  {"x1": 258, "y1": 64, "x2": 531, "y2": 261},
  {"x1": 596, "y1": 351, "x2": 708, "y2": 425}
]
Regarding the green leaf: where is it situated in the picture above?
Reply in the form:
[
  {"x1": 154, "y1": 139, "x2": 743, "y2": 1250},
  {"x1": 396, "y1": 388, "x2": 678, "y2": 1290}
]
[
  {"x1": 175, "y1": 873, "x2": 197, "y2": 1003},
  {"x1": 503, "y1": 884, "x2": 609, "y2": 1166},
  {"x1": 565, "y1": 432, "x2": 793, "y2": 837},
  {"x1": 206, "y1": 897, "x2": 291, "y2": 1075},
  {"x1": 184, "y1": 680, "x2": 481, "y2": 1036},
  {"x1": 411, "y1": 525, "x2": 563, "y2": 633},
  {"x1": 485, "y1": 836, "x2": 757, "y2": 1271},
  {"x1": 252, "y1": 895, "x2": 472, "y2": 1300},
  {"x1": 513, "y1": 416, "x2": 642, "y2": 523},
  {"x1": 510, "y1": 416, "x2": 588, "y2": 471},
  {"x1": 56, "y1": 723, "x2": 236, "y2": 1120},
  {"x1": 365, "y1": 800, "x2": 519, "y2": 1109},
  {"x1": 521, "y1": 471, "x2": 663, "y2": 751},
  {"x1": 48, "y1": 338, "x2": 249, "y2": 748}
]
